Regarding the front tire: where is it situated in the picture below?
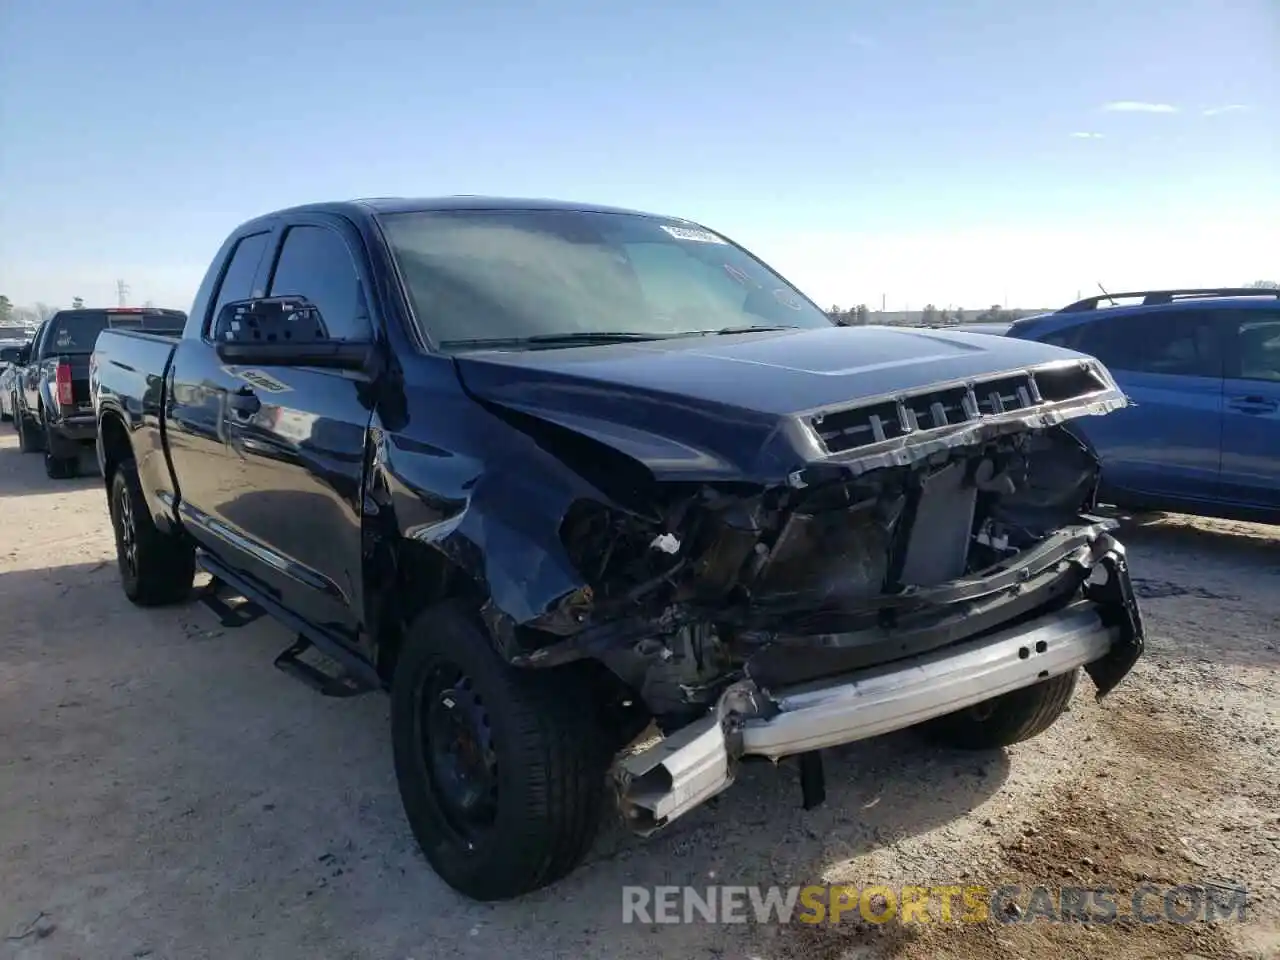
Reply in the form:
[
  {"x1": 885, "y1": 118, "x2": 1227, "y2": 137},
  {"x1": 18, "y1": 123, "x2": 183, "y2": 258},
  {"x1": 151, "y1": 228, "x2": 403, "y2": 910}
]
[
  {"x1": 109, "y1": 458, "x2": 195, "y2": 606},
  {"x1": 391, "y1": 603, "x2": 610, "y2": 900},
  {"x1": 920, "y1": 669, "x2": 1078, "y2": 750}
]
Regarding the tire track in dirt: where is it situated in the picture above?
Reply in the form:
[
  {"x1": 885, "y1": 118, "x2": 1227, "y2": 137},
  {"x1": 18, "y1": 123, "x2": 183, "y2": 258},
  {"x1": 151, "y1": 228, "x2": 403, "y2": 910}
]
[{"x1": 768, "y1": 672, "x2": 1275, "y2": 960}]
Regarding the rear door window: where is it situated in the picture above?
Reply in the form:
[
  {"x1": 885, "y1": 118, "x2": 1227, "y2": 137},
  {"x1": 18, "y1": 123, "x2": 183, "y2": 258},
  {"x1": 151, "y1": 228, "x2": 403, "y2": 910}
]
[
  {"x1": 1071, "y1": 309, "x2": 1224, "y2": 377},
  {"x1": 1230, "y1": 311, "x2": 1280, "y2": 381},
  {"x1": 209, "y1": 231, "x2": 272, "y2": 338}
]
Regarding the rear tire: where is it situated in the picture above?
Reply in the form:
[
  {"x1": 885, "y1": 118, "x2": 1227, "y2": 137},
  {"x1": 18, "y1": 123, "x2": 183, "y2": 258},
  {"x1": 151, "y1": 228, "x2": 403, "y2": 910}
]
[
  {"x1": 109, "y1": 458, "x2": 195, "y2": 606},
  {"x1": 44, "y1": 426, "x2": 78, "y2": 478},
  {"x1": 920, "y1": 669, "x2": 1078, "y2": 750},
  {"x1": 391, "y1": 602, "x2": 610, "y2": 900},
  {"x1": 16, "y1": 411, "x2": 42, "y2": 452}
]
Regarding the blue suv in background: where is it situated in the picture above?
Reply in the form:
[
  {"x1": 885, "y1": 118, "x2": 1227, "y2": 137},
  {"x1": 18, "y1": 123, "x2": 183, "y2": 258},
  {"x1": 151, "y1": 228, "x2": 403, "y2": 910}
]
[{"x1": 998, "y1": 287, "x2": 1280, "y2": 524}]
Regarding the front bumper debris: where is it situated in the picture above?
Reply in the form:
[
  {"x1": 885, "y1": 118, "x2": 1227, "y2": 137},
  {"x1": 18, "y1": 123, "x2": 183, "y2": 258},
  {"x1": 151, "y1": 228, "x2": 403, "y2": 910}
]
[{"x1": 614, "y1": 556, "x2": 1144, "y2": 834}]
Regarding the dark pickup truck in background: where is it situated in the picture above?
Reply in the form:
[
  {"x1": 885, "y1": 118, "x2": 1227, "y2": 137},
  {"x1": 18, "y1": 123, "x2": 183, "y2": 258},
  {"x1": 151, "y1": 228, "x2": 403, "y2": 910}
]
[
  {"x1": 90, "y1": 197, "x2": 1144, "y2": 901},
  {"x1": 13, "y1": 306, "x2": 186, "y2": 477}
]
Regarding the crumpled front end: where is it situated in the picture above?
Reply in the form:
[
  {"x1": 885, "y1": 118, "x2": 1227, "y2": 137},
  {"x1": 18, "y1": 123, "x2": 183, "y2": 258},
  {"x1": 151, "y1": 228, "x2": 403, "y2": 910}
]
[
  {"x1": 427, "y1": 354, "x2": 1143, "y2": 830},
  {"x1": 504, "y1": 358, "x2": 1140, "y2": 691}
]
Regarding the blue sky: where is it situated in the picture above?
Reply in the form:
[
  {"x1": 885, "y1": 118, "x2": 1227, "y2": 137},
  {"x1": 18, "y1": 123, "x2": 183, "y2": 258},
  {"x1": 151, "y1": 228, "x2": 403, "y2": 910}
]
[{"x1": 1, "y1": 0, "x2": 1276, "y2": 312}]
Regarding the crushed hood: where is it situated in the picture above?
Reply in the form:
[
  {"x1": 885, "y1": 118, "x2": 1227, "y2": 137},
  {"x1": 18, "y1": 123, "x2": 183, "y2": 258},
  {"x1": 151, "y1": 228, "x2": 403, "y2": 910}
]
[{"x1": 453, "y1": 325, "x2": 1126, "y2": 485}]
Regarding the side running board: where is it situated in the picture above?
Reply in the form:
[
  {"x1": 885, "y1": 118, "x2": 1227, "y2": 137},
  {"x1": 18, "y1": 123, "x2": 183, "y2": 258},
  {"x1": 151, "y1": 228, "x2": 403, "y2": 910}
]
[{"x1": 274, "y1": 637, "x2": 374, "y2": 698}]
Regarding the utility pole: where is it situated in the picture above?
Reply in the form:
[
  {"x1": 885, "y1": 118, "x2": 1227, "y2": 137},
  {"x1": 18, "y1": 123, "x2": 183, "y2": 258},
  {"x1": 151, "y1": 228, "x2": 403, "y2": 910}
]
[{"x1": 116, "y1": 279, "x2": 130, "y2": 307}]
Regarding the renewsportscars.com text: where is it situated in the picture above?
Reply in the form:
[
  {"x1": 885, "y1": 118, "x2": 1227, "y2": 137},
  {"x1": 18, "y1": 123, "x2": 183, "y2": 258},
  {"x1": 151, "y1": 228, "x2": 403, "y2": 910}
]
[{"x1": 622, "y1": 883, "x2": 1249, "y2": 925}]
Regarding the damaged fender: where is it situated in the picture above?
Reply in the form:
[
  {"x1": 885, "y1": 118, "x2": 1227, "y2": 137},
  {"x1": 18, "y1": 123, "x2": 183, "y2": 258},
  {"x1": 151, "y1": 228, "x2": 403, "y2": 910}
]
[{"x1": 370, "y1": 397, "x2": 664, "y2": 660}]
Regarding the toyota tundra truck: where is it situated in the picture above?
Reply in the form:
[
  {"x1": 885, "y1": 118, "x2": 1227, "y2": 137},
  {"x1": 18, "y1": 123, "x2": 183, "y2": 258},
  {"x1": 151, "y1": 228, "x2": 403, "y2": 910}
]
[{"x1": 89, "y1": 197, "x2": 1144, "y2": 901}]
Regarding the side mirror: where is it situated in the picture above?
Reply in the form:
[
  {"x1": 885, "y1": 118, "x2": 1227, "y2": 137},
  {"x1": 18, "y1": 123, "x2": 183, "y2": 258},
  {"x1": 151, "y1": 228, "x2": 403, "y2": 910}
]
[
  {"x1": 0, "y1": 346, "x2": 23, "y2": 364},
  {"x1": 212, "y1": 297, "x2": 374, "y2": 371}
]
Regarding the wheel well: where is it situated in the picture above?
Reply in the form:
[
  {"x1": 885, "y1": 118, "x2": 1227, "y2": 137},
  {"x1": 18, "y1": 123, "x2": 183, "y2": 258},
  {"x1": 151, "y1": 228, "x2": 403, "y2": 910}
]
[
  {"x1": 98, "y1": 413, "x2": 132, "y2": 491},
  {"x1": 373, "y1": 539, "x2": 480, "y2": 683}
]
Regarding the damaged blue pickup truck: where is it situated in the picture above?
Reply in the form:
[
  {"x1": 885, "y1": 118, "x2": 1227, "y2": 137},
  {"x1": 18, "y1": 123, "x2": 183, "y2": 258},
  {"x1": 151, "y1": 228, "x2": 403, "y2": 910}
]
[{"x1": 89, "y1": 197, "x2": 1144, "y2": 900}]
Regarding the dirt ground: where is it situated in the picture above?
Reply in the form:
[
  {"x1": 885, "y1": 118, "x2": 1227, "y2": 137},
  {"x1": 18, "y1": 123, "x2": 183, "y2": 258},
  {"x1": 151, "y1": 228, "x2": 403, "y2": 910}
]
[{"x1": 1, "y1": 429, "x2": 1277, "y2": 960}]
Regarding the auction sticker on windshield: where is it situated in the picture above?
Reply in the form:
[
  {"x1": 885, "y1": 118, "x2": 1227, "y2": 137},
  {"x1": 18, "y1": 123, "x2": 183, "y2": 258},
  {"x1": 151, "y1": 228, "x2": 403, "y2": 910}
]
[{"x1": 661, "y1": 224, "x2": 727, "y2": 244}]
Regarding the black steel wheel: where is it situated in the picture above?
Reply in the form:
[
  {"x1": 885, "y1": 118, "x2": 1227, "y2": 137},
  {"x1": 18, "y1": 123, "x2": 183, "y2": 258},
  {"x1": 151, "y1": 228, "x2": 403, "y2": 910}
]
[
  {"x1": 391, "y1": 602, "x2": 610, "y2": 900},
  {"x1": 419, "y1": 665, "x2": 500, "y2": 847}
]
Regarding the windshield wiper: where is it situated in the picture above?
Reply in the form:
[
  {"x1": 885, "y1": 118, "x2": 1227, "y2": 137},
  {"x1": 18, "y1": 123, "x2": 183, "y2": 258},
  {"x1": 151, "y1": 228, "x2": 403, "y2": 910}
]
[
  {"x1": 704, "y1": 324, "x2": 800, "y2": 336},
  {"x1": 440, "y1": 331, "x2": 670, "y2": 350}
]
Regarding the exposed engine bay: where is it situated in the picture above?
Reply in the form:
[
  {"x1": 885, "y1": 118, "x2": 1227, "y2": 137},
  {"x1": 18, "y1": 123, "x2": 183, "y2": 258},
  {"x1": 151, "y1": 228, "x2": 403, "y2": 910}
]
[
  {"x1": 538, "y1": 423, "x2": 1113, "y2": 712},
  {"x1": 424, "y1": 346, "x2": 1151, "y2": 840},
  {"x1": 495, "y1": 358, "x2": 1140, "y2": 738}
]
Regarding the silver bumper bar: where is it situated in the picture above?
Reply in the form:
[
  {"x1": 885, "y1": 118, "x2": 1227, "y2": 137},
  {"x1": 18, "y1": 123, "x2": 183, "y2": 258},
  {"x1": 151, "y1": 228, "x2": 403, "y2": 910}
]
[
  {"x1": 740, "y1": 602, "x2": 1115, "y2": 758},
  {"x1": 615, "y1": 601, "x2": 1120, "y2": 833}
]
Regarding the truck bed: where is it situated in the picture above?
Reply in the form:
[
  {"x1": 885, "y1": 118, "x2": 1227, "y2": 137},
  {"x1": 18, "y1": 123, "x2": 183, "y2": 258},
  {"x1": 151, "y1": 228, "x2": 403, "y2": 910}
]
[{"x1": 91, "y1": 328, "x2": 181, "y2": 485}]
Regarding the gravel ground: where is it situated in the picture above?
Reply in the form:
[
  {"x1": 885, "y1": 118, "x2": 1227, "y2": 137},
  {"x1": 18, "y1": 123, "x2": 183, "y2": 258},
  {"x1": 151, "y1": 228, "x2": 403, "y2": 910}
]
[{"x1": 1, "y1": 429, "x2": 1277, "y2": 960}]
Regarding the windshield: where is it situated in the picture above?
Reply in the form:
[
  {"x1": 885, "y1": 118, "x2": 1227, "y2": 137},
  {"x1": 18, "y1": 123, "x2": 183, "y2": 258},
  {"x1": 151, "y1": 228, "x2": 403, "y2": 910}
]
[
  {"x1": 41, "y1": 309, "x2": 186, "y2": 355},
  {"x1": 379, "y1": 209, "x2": 833, "y2": 349}
]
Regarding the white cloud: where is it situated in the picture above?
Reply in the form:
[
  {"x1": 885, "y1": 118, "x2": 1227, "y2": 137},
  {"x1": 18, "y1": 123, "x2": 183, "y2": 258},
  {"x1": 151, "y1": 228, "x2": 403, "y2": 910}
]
[
  {"x1": 1203, "y1": 104, "x2": 1251, "y2": 116},
  {"x1": 1070, "y1": 131, "x2": 1105, "y2": 139},
  {"x1": 1102, "y1": 101, "x2": 1178, "y2": 113},
  {"x1": 849, "y1": 32, "x2": 876, "y2": 48}
]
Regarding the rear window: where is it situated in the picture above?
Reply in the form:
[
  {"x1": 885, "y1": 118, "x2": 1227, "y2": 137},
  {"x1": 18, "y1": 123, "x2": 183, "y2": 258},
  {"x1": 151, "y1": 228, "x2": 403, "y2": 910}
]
[{"x1": 41, "y1": 309, "x2": 187, "y2": 355}]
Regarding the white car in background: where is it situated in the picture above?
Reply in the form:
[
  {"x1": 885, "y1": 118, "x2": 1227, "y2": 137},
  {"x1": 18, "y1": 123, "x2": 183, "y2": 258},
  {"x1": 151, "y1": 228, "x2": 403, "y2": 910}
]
[{"x1": 1, "y1": 338, "x2": 29, "y2": 423}]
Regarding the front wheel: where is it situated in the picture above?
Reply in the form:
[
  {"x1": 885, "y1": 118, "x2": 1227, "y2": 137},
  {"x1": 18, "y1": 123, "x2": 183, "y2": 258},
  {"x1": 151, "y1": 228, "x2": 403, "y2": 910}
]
[
  {"x1": 919, "y1": 669, "x2": 1078, "y2": 750},
  {"x1": 109, "y1": 459, "x2": 195, "y2": 606},
  {"x1": 391, "y1": 603, "x2": 610, "y2": 901}
]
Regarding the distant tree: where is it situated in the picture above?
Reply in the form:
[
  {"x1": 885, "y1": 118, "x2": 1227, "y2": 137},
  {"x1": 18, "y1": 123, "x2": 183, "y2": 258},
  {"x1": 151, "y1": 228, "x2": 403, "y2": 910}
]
[
  {"x1": 854, "y1": 304, "x2": 870, "y2": 325},
  {"x1": 143, "y1": 299, "x2": 155, "y2": 308},
  {"x1": 34, "y1": 302, "x2": 57, "y2": 322},
  {"x1": 71, "y1": 296, "x2": 84, "y2": 309},
  {"x1": 921, "y1": 304, "x2": 939, "y2": 325},
  {"x1": 0, "y1": 295, "x2": 12, "y2": 324},
  {"x1": 976, "y1": 304, "x2": 1004, "y2": 322},
  {"x1": 938, "y1": 308, "x2": 953, "y2": 325},
  {"x1": 1246, "y1": 280, "x2": 1280, "y2": 290},
  {"x1": 11, "y1": 305, "x2": 39, "y2": 327},
  {"x1": 954, "y1": 307, "x2": 966, "y2": 324}
]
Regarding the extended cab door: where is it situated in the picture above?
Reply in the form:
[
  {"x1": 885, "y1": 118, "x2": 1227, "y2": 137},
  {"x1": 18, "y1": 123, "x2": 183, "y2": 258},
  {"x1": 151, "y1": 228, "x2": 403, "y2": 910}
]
[
  {"x1": 1218, "y1": 309, "x2": 1280, "y2": 510},
  {"x1": 166, "y1": 228, "x2": 276, "y2": 567},
  {"x1": 1061, "y1": 308, "x2": 1226, "y2": 503},
  {"x1": 215, "y1": 216, "x2": 378, "y2": 644}
]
